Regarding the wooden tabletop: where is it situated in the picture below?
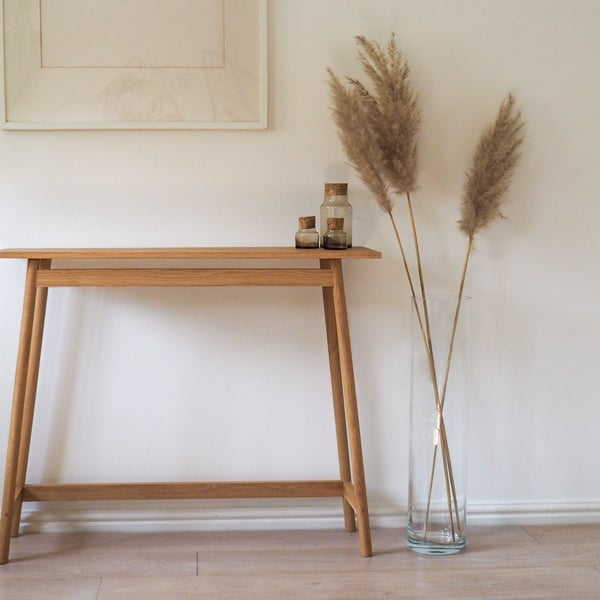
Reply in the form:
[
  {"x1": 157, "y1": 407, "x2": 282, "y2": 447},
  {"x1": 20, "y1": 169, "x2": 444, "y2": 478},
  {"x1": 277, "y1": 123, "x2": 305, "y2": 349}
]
[{"x1": 0, "y1": 247, "x2": 381, "y2": 260}]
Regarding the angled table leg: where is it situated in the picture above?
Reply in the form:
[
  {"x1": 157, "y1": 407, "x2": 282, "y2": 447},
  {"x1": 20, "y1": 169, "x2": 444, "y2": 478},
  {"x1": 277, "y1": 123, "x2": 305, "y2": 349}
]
[
  {"x1": 0, "y1": 259, "x2": 42, "y2": 564},
  {"x1": 328, "y1": 258, "x2": 372, "y2": 557},
  {"x1": 10, "y1": 261, "x2": 51, "y2": 537},
  {"x1": 321, "y1": 260, "x2": 355, "y2": 532}
]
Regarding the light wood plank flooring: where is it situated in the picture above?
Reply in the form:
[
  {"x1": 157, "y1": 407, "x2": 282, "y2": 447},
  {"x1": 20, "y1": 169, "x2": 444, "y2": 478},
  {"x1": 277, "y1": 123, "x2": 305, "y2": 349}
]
[{"x1": 1, "y1": 525, "x2": 599, "y2": 599}]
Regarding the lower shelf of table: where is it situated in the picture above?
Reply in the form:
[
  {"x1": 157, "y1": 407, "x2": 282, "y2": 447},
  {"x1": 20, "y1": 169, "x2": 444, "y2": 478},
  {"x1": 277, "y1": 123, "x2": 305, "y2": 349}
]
[{"x1": 18, "y1": 480, "x2": 359, "y2": 504}]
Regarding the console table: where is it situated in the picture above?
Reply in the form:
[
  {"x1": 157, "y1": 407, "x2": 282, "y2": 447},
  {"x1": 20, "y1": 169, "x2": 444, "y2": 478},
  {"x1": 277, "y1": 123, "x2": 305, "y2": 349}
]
[{"x1": 0, "y1": 247, "x2": 381, "y2": 563}]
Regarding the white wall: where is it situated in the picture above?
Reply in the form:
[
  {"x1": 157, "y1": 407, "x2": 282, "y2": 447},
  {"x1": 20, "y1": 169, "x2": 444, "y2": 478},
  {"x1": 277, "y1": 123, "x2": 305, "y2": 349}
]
[{"x1": 1, "y1": 0, "x2": 599, "y2": 530}]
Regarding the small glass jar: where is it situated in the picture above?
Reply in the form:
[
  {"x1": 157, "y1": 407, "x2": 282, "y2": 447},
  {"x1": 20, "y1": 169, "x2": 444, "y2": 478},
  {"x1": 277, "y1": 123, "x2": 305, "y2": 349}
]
[
  {"x1": 322, "y1": 217, "x2": 348, "y2": 250},
  {"x1": 295, "y1": 216, "x2": 319, "y2": 248},
  {"x1": 320, "y1": 183, "x2": 352, "y2": 248}
]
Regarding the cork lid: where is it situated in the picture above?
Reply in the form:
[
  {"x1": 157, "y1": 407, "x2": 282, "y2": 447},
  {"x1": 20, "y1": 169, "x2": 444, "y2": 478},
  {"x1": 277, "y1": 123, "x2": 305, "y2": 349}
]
[
  {"x1": 298, "y1": 216, "x2": 316, "y2": 229},
  {"x1": 327, "y1": 217, "x2": 344, "y2": 231},
  {"x1": 324, "y1": 183, "x2": 348, "y2": 196}
]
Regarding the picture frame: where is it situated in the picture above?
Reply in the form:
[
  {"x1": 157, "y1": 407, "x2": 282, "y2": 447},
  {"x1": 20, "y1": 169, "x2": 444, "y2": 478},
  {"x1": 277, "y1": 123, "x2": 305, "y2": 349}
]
[{"x1": 1, "y1": 0, "x2": 268, "y2": 130}]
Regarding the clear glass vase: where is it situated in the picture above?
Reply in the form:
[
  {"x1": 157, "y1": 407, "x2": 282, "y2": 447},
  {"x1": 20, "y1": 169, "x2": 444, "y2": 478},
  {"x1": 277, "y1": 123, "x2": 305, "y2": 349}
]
[{"x1": 407, "y1": 295, "x2": 470, "y2": 555}]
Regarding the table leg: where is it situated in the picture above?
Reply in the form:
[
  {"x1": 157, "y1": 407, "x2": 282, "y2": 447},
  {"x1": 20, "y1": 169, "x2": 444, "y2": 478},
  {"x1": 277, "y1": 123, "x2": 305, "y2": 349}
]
[
  {"x1": 321, "y1": 260, "x2": 355, "y2": 532},
  {"x1": 329, "y1": 259, "x2": 372, "y2": 557},
  {"x1": 0, "y1": 260, "x2": 41, "y2": 564},
  {"x1": 10, "y1": 261, "x2": 51, "y2": 537}
]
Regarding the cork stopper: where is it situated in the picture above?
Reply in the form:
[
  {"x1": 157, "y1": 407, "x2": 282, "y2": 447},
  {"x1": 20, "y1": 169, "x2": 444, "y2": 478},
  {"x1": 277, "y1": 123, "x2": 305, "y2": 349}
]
[
  {"x1": 324, "y1": 183, "x2": 348, "y2": 196},
  {"x1": 327, "y1": 217, "x2": 344, "y2": 231},
  {"x1": 298, "y1": 215, "x2": 316, "y2": 229}
]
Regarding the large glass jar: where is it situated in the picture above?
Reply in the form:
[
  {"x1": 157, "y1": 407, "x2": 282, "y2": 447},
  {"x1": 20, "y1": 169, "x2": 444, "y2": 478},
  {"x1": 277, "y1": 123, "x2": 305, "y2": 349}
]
[{"x1": 320, "y1": 183, "x2": 352, "y2": 248}]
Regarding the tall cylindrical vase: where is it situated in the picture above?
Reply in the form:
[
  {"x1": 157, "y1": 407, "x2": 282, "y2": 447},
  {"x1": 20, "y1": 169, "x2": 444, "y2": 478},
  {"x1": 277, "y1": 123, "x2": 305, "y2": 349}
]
[{"x1": 407, "y1": 295, "x2": 470, "y2": 555}]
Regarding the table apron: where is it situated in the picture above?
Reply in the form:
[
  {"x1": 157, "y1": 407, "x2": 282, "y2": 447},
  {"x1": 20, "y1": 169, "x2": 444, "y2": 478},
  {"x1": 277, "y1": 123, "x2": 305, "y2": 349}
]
[{"x1": 35, "y1": 268, "x2": 335, "y2": 287}]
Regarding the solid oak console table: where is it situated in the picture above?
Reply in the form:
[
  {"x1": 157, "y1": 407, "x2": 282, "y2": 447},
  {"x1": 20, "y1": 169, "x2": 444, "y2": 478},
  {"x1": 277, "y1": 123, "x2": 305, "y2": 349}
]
[{"x1": 0, "y1": 246, "x2": 381, "y2": 563}]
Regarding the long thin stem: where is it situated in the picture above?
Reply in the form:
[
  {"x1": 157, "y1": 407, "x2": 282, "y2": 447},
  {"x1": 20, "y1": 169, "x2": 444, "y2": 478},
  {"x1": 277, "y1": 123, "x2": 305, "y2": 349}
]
[
  {"x1": 440, "y1": 236, "x2": 473, "y2": 408},
  {"x1": 439, "y1": 421, "x2": 463, "y2": 537},
  {"x1": 405, "y1": 192, "x2": 459, "y2": 539},
  {"x1": 406, "y1": 192, "x2": 435, "y2": 375},
  {"x1": 440, "y1": 237, "x2": 473, "y2": 538},
  {"x1": 389, "y1": 203, "x2": 460, "y2": 541},
  {"x1": 423, "y1": 236, "x2": 474, "y2": 539},
  {"x1": 389, "y1": 209, "x2": 443, "y2": 397},
  {"x1": 387, "y1": 211, "x2": 420, "y2": 313}
]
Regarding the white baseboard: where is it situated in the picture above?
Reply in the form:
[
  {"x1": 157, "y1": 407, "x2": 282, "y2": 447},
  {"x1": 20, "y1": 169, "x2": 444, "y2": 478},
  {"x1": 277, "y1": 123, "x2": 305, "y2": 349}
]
[
  {"x1": 18, "y1": 498, "x2": 600, "y2": 534},
  {"x1": 19, "y1": 499, "x2": 352, "y2": 534},
  {"x1": 467, "y1": 501, "x2": 600, "y2": 526}
]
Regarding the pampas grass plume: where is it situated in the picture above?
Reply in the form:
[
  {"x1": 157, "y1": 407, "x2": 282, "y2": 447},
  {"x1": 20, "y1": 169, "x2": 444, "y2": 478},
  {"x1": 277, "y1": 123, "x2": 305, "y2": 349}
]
[
  {"x1": 353, "y1": 35, "x2": 421, "y2": 196},
  {"x1": 327, "y1": 69, "x2": 394, "y2": 213},
  {"x1": 327, "y1": 33, "x2": 421, "y2": 212},
  {"x1": 459, "y1": 94, "x2": 524, "y2": 238}
]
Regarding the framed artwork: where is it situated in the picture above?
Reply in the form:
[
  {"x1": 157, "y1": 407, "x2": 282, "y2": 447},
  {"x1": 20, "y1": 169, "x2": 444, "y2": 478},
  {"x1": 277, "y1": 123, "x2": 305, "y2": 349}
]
[{"x1": 1, "y1": 0, "x2": 267, "y2": 129}]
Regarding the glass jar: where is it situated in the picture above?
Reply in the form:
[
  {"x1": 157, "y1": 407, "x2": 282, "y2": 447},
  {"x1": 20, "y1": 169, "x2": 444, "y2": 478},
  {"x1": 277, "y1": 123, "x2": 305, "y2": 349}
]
[
  {"x1": 295, "y1": 216, "x2": 319, "y2": 248},
  {"x1": 322, "y1": 217, "x2": 348, "y2": 250},
  {"x1": 320, "y1": 183, "x2": 352, "y2": 248}
]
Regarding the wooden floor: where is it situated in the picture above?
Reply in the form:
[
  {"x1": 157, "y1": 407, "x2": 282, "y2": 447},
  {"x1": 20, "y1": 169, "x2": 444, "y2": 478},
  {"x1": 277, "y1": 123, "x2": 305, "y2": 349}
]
[{"x1": 0, "y1": 525, "x2": 599, "y2": 598}]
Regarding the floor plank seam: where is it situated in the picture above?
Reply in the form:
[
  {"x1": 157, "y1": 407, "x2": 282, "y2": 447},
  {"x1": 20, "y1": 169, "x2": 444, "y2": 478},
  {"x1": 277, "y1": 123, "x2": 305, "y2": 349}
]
[
  {"x1": 519, "y1": 526, "x2": 542, "y2": 545},
  {"x1": 95, "y1": 578, "x2": 103, "y2": 600}
]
